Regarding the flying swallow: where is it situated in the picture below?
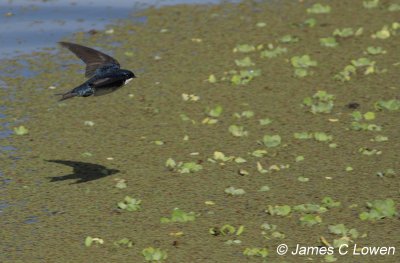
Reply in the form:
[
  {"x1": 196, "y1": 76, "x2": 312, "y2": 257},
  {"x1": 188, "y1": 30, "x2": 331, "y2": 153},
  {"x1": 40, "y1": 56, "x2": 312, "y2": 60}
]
[{"x1": 56, "y1": 42, "x2": 135, "y2": 101}]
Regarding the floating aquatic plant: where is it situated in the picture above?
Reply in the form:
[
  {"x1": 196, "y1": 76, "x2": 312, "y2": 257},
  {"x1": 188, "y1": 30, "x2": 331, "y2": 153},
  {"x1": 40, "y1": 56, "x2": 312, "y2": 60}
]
[
  {"x1": 320, "y1": 37, "x2": 338, "y2": 47},
  {"x1": 85, "y1": 236, "x2": 104, "y2": 247},
  {"x1": 14, "y1": 125, "x2": 29, "y2": 135},
  {"x1": 243, "y1": 247, "x2": 268, "y2": 258},
  {"x1": 260, "y1": 45, "x2": 287, "y2": 58},
  {"x1": 228, "y1": 125, "x2": 248, "y2": 137},
  {"x1": 303, "y1": 91, "x2": 335, "y2": 114},
  {"x1": 142, "y1": 247, "x2": 168, "y2": 261},
  {"x1": 262, "y1": 134, "x2": 281, "y2": 148},
  {"x1": 225, "y1": 186, "x2": 246, "y2": 196},
  {"x1": 160, "y1": 208, "x2": 196, "y2": 223},
  {"x1": 375, "y1": 99, "x2": 400, "y2": 111},
  {"x1": 359, "y1": 199, "x2": 397, "y2": 220},
  {"x1": 233, "y1": 44, "x2": 256, "y2": 53},
  {"x1": 235, "y1": 57, "x2": 255, "y2": 67},
  {"x1": 117, "y1": 196, "x2": 142, "y2": 212},
  {"x1": 291, "y1": 55, "x2": 317, "y2": 77},
  {"x1": 307, "y1": 3, "x2": 331, "y2": 14}
]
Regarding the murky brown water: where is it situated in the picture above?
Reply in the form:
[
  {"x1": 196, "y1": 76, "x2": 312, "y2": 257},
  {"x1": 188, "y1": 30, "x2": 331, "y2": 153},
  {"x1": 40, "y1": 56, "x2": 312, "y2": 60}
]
[{"x1": 1, "y1": 1, "x2": 399, "y2": 262}]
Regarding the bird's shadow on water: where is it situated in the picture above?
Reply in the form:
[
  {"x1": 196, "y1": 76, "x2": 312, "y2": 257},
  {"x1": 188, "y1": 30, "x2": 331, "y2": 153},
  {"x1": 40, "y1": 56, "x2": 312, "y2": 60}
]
[{"x1": 46, "y1": 160, "x2": 119, "y2": 184}]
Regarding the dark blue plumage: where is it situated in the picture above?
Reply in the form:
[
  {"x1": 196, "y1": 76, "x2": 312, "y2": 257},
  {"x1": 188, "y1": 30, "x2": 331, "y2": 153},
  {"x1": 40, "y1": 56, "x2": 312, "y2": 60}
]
[{"x1": 57, "y1": 42, "x2": 135, "y2": 101}]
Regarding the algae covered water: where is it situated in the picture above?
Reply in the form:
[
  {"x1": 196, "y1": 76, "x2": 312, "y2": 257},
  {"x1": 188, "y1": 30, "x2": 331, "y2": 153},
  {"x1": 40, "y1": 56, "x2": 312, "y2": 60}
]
[{"x1": 1, "y1": 0, "x2": 399, "y2": 262}]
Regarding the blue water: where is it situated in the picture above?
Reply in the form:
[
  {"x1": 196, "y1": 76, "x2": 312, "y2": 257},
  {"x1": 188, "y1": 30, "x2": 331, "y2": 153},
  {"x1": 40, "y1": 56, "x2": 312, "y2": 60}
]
[{"x1": 0, "y1": 0, "x2": 234, "y2": 58}]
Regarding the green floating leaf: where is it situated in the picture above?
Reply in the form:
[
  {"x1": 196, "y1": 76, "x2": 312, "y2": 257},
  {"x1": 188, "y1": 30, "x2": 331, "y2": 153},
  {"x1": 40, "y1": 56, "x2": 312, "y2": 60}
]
[
  {"x1": 375, "y1": 99, "x2": 400, "y2": 111},
  {"x1": 114, "y1": 238, "x2": 134, "y2": 248},
  {"x1": 235, "y1": 56, "x2": 255, "y2": 67},
  {"x1": 259, "y1": 118, "x2": 272, "y2": 126},
  {"x1": 321, "y1": 196, "x2": 341, "y2": 208},
  {"x1": 262, "y1": 134, "x2": 281, "y2": 148},
  {"x1": 233, "y1": 44, "x2": 256, "y2": 53},
  {"x1": 300, "y1": 214, "x2": 322, "y2": 226},
  {"x1": 230, "y1": 69, "x2": 261, "y2": 85},
  {"x1": 320, "y1": 37, "x2": 338, "y2": 47},
  {"x1": 117, "y1": 196, "x2": 142, "y2": 212},
  {"x1": 142, "y1": 247, "x2": 168, "y2": 261},
  {"x1": 307, "y1": 3, "x2": 331, "y2": 14},
  {"x1": 160, "y1": 208, "x2": 196, "y2": 223},
  {"x1": 229, "y1": 125, "x2": 248, "y2": 137},
  {"x1": 251, "y1": 149, "x2": 268, "y2": 157},
  {"x1": 14, "y1": 125, "x2": 29, "y2": 135},
  {"x1": 314, "y1": 132, "x2": 333, "y2": 142},
  {"x1": 371, "y1": 135, "x2": 388, "y2": 142},
  {"x1": 333, "y1": 28, "x2": 355, "y2": 38},
  {"x1": 294, "y1": 132, "x2": 313, "y2": 139},
  {"x1": 279, "y1": 34, "x2": 299, "y2": 43},
  {"x1": 179, "y1": 162, "x2": 203, "y2": 174},
  {"x1": 388, "y1": 3, "x2": 400, "y2": 11},
  {"x1": 208, "y1": 74, "x2": 217, "y2": 83},
  {"x1": 84, "y1": 236, "x2": 104, "y2": 247},
  {"x1": 260, "y1": 46, "x2": 287, "y2": 58},
  {"x1": 359, "y1": 199, "x2": 397, "y2": 220},
  {"x1": 256, "y1": 22, "x2": 267, "y2": 27},
  {"x1": 225, "y1": 186, "x2": 246, "y2": 196},
  {"x1": 293, "y1": 204, "x2": 327, "y2": 213},
  {"x1": 206, "y1": 105, "x2": 223, "y2": 117},
  {"x1": 304, "y1": 18, "x2": 317, "y2": 27},
  {"x1": 243, "y1": 247, "x2": 268, "y2": 258},
  {"x1": 303, "y1": 91, "x2": 335, "y2": 114},
  {"x1": 365, "y1": 46, "x2": 386, "y2": 55},
  {"x1": 291, "y1": 55, "x2": 317, "y2": 77},
  {"x1": 363, "y1": 0, "x2": 379, "y2": 9},
  {"x1": 297, "y1": 176, "x2": 309, "y2": 182},
  {"x1": 267, "y1": 205, "x2": 291, "y2": 216}
]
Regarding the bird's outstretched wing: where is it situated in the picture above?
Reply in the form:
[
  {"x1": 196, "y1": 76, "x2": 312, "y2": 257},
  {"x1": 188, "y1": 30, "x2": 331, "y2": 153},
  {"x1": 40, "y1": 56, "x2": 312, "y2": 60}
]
[{"x1": 59, "y1": 42, "x2": 120, "y2": 78}]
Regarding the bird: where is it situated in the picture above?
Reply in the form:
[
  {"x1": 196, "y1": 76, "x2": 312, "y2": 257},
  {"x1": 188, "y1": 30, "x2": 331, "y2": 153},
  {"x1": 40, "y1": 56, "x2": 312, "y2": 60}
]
[{"x1": 56, "y1": 42, "x2": 135, "y2": 101}]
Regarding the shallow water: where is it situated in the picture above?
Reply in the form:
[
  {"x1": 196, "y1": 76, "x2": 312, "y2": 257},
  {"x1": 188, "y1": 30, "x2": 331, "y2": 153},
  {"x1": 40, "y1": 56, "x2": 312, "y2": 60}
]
[
  {"x1": 0, "y1": 0, "x2": 237, "y2": 58},
  {"x1": 0, "y1": 0, "x2": 399, "y2": 262}
]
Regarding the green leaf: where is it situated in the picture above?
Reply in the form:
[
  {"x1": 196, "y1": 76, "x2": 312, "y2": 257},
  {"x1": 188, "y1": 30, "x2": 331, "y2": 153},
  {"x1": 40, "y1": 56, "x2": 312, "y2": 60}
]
[
  {"x1": 294, "y1": 132, "x2": 313, "y2": 139},
  {"x1": 359, "y1": 199, "x2": 397, "y2": 220},
  {"x1": 363, "y1": 0, "x2": 379, "y2": 9},
  {"x1": 333, "y1": 28, "x2": 354, "y2": 37},
  {"x1": 267, "y1": 205, "x2": 291, "y2": 216},
  {"x1": 279, "y1": 35, "x2": 299, "y2": 43},
  {"x1": 208, "y1": 74, "x2": 217, "y2": 83},
  {"x1": 307, "y1": 3, "x2": 331, "y2": 14},
  {"x1": 235, "y1": 57, "x2": 255, "y2": 67},
  {"x1": 179, "y1": 162, "x2": 203, "y2": 173},
  {"x1": 388, "y1": 3, "x2": 400, "y2": 11},
  {"x1": 300, "y1": 214, "x2": 322, "y2": 226},
  {"x1": 207, "y1": 105, "x2": 223, "y2": 117},
  {"x1": 233, "y1": 44, "x2": 256, "y2": 53},
  {"x1": 142, "y1": 247, "x2": 168, "y2": 261},
  {"x1": 117, "y1": 196, "x2": 142, "y2": 212},
  {"x1": 262, "y1": 134, "x2": 281, "y2": 148},
  {"x1": 229, "y1": 125, "x2": 248, "y2": 137},
  {"x1": 259, "y1": 118, "x2": 272, "y2": 125},
  {"x1": 320, "y1": 37, "x2": 338, "y2": 47},
  {"x1": 161, "y1": 208, "x2": 196, "y2": 223},
  {"x1": 314, "y1": 132, "x2": 333, "y2": 142},
  {"x1": 260, "y1": 46, "x2": 287, "y2": 58},
  {"x1": 375, "y1": 99, "x2": 400, "y2": 111},
  {"x1": 225, "y1": 186, "x2": 246, "y2": 196},
  {"x1": 14, "y1": 125, "x2": 29, "y2": 135},
  {"x1": 243, "y1": 247, "x2": 268, "y2": 258}
]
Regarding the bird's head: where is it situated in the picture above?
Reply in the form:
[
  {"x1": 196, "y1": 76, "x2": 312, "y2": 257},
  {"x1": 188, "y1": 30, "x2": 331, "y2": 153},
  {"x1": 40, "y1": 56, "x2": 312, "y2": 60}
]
[{"x1": 121, "y1": 69, "x2": 136, "y2": 80}]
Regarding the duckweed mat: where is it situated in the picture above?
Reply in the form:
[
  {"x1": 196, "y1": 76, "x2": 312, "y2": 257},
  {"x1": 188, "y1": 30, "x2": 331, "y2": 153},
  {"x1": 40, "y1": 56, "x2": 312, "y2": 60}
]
[{"x1": 1, "y1": 0, "x2": 399, "y2": 262}]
